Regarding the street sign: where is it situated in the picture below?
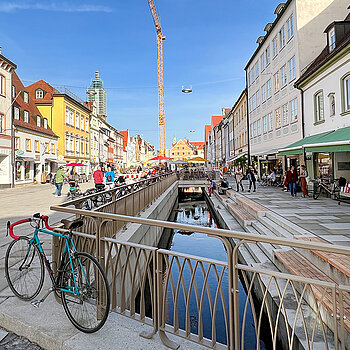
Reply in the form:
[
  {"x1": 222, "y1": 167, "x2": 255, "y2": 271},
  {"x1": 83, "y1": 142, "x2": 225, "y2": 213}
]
[{"x1": 16, "y1": 150, "x2": 24, "y2": 156}]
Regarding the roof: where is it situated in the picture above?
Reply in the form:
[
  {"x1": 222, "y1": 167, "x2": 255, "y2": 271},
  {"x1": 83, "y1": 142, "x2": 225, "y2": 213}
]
[
  {"x1": 26, "y1": 80, "x2": 58, "y2": 104},
  {"x1": 211, "y1": 115, "x2": 223, "y2": 127},
  {"x1": 12, "y1": 72, "x2": 57, "y2": 137},
  {"x1": 295, "y1": 21, "x2": 350, "y2": 87},
  {"x1": 190, "y1": 142, "x2": 205, "y2": 150},
  {"x1": 0, "y1": 54, "x2": 17, "y2": 69},
  {"x1": 232, "y1": 89, "x2": 247, "y2": 112},
  {"x1": 205, "y1": 125, "x2": 211, "y2": 143},
  {"x1": 244, "y1": 0, "x2": 293, "y2": 70},
  {"x1": 119, "y1": 130, "x2": 128, "y2": 150}
]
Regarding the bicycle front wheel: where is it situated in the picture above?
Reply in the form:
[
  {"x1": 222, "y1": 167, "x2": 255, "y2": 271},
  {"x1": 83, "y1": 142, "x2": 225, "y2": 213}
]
[
  {"x1": 313, "y1": 185, "x2": 321, "y2": 200},
  {"x1": 5, "y1": 236, "x2": 44, "y2": 300},
  {"x1": 60, "y1": 252, "x2": 110, "y2": 333}
]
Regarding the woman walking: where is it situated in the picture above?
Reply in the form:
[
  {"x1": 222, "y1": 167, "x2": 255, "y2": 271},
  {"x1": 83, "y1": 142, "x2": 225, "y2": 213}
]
[
  {"x1": 235, "y1": 165, "x2": 244, "y2": 192},
  {"x1": 247, "y1": 166, "x2": 256, "y2": 192},
  {"x1": 299, "y1": 165, "x2": 308, "y2": 198},
  {"x1": 290, "y1": 165, "x2": 298, "y2": 197}
]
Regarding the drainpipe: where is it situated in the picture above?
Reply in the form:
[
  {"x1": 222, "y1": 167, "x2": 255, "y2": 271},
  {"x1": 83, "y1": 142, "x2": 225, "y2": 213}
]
[{"x1": 245, "y1": 72, "x2": 250, "y2": 167}]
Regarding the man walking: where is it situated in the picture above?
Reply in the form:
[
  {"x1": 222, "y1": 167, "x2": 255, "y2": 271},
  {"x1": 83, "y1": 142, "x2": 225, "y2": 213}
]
[
  {"x1": 105, "y1": 166, "x2": 115, "y2": 189},
  {"x1": 290, "y1": 165, "x2": 298, "y2": 197},
  {"x1": 54, "y1": 166, "x2": 67, "y2": 197},
  {"x1": 247, "y1": 166, "x2": 257, "y2": 192}
]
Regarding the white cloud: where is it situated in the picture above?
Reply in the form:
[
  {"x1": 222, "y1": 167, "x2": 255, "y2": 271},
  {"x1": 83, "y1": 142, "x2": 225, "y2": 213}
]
[{"x1": 0, "y1": 2, "x2": 112, "y2": 13}]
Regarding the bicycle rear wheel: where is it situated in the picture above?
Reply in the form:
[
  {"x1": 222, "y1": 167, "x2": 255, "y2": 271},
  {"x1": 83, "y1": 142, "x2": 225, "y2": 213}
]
[
  {"x1": 313, "y1": 185, "x2": 321, "y2": 199},
  {"x1": 5, "y1": 237, "x2": 44, "y2": 300},
  {"x1": 60, "y1": 252, "x2": 110, "y2": 333}
]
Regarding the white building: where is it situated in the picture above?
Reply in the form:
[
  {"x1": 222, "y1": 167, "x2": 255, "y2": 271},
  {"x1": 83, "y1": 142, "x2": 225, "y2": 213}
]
[
  {"x1": 0, "y1": 52, "x2": 16, "y2": 188},
  {"x1": 245, "y1": 0, "x2": 347, "y2": 176},
  {"x1": 282, "y1": 16, "x2": 350, "y2": 180},
  {"x1": 13, "y1": 72, "x2": 58, "y2": 184}
]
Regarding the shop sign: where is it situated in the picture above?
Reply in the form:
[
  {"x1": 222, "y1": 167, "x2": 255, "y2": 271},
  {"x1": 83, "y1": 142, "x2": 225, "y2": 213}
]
[
  {"x1": 267, "y1": 155, "x2": 276, "y2": 160},
  {"x1": 16, "y1": 150, "x2": 24, "y2": 156}
]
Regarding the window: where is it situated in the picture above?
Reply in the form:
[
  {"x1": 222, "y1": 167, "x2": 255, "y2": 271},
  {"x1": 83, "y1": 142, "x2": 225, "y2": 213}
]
[
  {"x1": 0, "y1": 114, "x2": 4, "y2": 133},
  {"x1": 272, "y1": 36, "x2": 278, "y2": 57},
  {"x1": 263, "y1": 115, "x2": 268, "y2": 133},
  {"x1": 43, "y1": 118, "x2": 48, "y2": 129},
  {"x1": 262, "y1": 84, "x2": 267, "y2": 102},
  {"x1": 65, "y1": 107, "x2": 69, "y2": 124},
  {"x1": 23, "y1": 92, "x2": 29, "y2": 103},
  {"x1": 36, "y1": 116, "x2": 41, "y2": 127},
  {"x1": 279, "y1": 25, "x2": 286, "y2": 49},
  {"x1": 35, "y1": 140, "x2": 39, "y2": 153},
  {"x1": 290, "y1": 98, "x2": 298, "y2": 122},
  {"x1": 314, "y1": 91, "x2": 324, "y2": 122},
  {"x1": 35, "y1": 89, "x2": 44, "y2": 99},
  {"x1": 328, "y1": 94, "x2": 335, "y2": 116},
  {"x1": 260, "y1": 53, "x2": 265, "y2": 71},
  {"x1": 81, "y1": 116, "x2": 84, "y2": 130},
  {"x1": 265, "y1": 46, "x2": 271, "y2": 66},
  {"x1": 75, "y1": 112, "x2": 79, "y2": 128},
  {"x1": 81, "y1": 141, "x2": 84, "y2": 154},
  {"x1": 342, "y1": 74, "x2": 350, "y2": 112},
  {"x1": 281, "y1": 65, "x2": 287, "y2": 86},
  {"x1": 257, "y1": 119, "x2": 261, "y2": 135},
  {"x1": 24, "y1": 110, "x2": 29, "y2": 123},
  {"x1": 255, "y1": 61, "x2": 259, "y2": 78},
  {"x1": 70, "y1": 109, "x2": 74, "y2": 125},
  {"x1": 275, "y1": 108, "x2": 281, "y2": 128},
  {"x1": 85, "y1": 118, "x2": 89, "y2": 131},
  {"x1": 287, "y1": 14, "x2": 294, "y2": 40},
  {"x1": 249, "y1": 98, "x2": 252, "y2": 112},
  {"x1": 75, "y1": 139, "x2": 79, "y2": 154},
  {"x1": 274, "y1": 73, "x2": 280, "y2": 92},
  {"x1": 282, "y1": 103, "x2": 288, "y2": 125},
  {"x1": 25, "y1": 138, "x2": 31, "y2": 151},
  {"x1": 289, "y1": 57, "x2": 296, "y2": 80},
  {"x1": 267, "y1": 79, "x2": 272, "y2": 98},
  {"x1": 328, "y1": 28, "x2": 336, "y2": 51},
  {"x1": 252, "y1": 122, "x2": 257, "y2": 137},
  {"x1": 45, "y1": 142, "x2": 49, "y2": 154},
  {"x1": 12, "y1": 85, "x2": 16, "y2": 98},
  {"x1": 252, "y1": 94, "x2": 256, "y2": 110},
  {"x1": 267, "y1": 112, "x2": 273, "y2": 131},
  {"x1": 256, "y1": 90, "x2": 260, "y2": 106},
  {"x1": 15, "y1": 137, "x2": 20, "y2": 150},
  {"x1": 0, "y1": 75, "x2": 5, "y2": 96},
  {"x1": 51, "y1": 143, "x2": 55, "y2": 155},
  {"x1": 14, "y1": 107, "x2": 20, "y2": 120}
]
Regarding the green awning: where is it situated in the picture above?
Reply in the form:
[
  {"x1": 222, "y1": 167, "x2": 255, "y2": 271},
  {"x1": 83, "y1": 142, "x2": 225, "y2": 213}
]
[{"x1": 279, "y1": 127, "x2": 350, "y2": 155}]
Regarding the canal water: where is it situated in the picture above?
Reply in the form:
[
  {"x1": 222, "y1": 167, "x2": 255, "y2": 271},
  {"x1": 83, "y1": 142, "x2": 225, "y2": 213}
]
[{"x1": 159, "y1": 191, "x2": 267, "y2": 348}]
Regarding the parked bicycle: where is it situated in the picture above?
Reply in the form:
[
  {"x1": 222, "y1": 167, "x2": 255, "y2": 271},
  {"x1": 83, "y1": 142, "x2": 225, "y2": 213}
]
[
  {"x1": 312, "y1": 178, "x2": 341, "y2": 200},
  {"x1": 5, "y1": 213, "x2": 110, "y2": 333}
]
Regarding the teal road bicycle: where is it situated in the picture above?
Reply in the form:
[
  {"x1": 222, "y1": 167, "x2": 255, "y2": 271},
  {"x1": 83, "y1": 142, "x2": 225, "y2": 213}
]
[{"x1": 5, "y1": 213, "x2": 110, "y2": 333}]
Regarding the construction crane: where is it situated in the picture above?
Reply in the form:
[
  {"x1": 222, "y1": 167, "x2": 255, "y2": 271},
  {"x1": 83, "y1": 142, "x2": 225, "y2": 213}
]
[{"x1": 147, "y1": 0, "x2": 166, "y2": 156}]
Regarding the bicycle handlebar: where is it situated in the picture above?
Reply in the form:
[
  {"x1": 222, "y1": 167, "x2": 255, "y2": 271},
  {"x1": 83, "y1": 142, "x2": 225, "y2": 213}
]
[{"x1": 7, "y1": 214, "x2": 54, "y2": 240}]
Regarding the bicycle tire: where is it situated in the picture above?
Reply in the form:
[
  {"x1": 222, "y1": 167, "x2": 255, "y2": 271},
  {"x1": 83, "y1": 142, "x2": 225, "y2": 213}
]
[
  {"x1": 313, "y1": 185, "x2": 321, "y2": 200},
  {"x1": 60, "y1": 252, "x2": 110, "y2": 333},
  {"x1": 5, "y1": 236, "x2": 45, "y2": 300}
]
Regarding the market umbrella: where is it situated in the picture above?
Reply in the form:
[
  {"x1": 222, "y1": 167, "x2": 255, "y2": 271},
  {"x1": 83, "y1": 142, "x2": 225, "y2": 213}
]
[
  {"x1": 188, "y1": 156, "x2": 209, "y2": 162},
  {"x1": 64, "y1": 163, "x2": 87, "y2": 167},
  {"x1": 148, "y1": 156, "x2": 172, "y2": 161}
]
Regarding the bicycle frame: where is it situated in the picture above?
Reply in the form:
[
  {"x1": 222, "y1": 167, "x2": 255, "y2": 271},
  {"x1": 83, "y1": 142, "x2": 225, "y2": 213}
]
[{"x1": 29, "y1": 227, "x2": 87, "y2": 296}]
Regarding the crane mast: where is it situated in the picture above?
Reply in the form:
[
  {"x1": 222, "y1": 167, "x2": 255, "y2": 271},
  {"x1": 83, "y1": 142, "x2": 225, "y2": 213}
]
[{"x1": 147, "y1": 0, "x2": 166, "y2": 156}]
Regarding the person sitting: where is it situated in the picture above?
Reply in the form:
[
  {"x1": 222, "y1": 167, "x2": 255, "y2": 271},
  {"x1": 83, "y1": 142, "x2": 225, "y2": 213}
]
[{"x1": 267, "y1": 170, "x2": 276, "y2": 186}]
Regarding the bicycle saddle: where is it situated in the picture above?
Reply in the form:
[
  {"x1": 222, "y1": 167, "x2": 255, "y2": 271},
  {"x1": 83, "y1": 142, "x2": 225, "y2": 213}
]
[{"x1": 61, "y1": 218, "x2": 84, "y2": 231}]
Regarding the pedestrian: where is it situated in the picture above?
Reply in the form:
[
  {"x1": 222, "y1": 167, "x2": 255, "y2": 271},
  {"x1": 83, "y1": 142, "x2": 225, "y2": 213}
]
[
  {"x1": 93, "y1": 166, "x2": 104, "y2": 189},
  {"x1": 290, "y1": 165, "x2": 298, "y2": 197},
  {"x1": 284, "y1": 167, "x2": 292, "y2": 192},
  {"x1": 235, "y1": 165, "x2": 244, "y2": 192},
  {"x1": 247, "y1": 166, "x2": 257, "y2": 192},
  {"x1": 299, "y1": 165, "x2": 309, "y2": 198},
  {"x1": 267, "y1": 169, "x2": 276, "y2": 186},
  {"x1": 208, "y1": 179, "x2": 216, "y2": 196},
  {"x1": 54, "y1": 165, "x2": 68, "y2": 197},
  {"x1": 105, "y1": 166, "x2": 115, "y2": 189}
]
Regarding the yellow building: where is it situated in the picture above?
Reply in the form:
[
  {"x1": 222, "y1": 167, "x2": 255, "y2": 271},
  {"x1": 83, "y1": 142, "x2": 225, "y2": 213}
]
[
  {"x1": 170, "y1": 138, "x2": 196, "y2": 161},
  {"x1": 27, "y1": 81, "x2": 91, "y2": 173}
]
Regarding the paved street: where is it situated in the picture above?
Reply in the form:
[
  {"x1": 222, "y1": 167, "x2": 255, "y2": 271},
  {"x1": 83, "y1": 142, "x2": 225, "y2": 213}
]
[{"x1": 232, "y1": 178, "x2": 350, "y2": 247}]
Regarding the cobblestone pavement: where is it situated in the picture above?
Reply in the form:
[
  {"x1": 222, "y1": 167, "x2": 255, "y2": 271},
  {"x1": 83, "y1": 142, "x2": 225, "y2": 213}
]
[
  {"x1": 229, "y1": 177, "x2": 350, "y2": 246},
  {"x1": 0, "y1": 329, "x2": 42, "y2": 350}
]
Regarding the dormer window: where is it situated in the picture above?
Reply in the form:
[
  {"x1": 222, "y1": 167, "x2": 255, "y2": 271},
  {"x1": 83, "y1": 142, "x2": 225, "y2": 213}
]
[
  {"x1": 14, "y1": 107, "x2": 20, "y2": 120},
  {"x1": 43, "y1": 118, "x2": 48, "y2": 129},
  {"x1": 24, "y1": 110, "x2": 29, "y2": 123},
  {"x1": 328, "y1": 27, "x2": 336, "y2": 51},
  {"x1": 35, "y1": 89, "x2": 44, "y2": 99},
  {"x1": 37, "y1": 115, "x2": 41, "y2": 127},
  {"x1": 23, "y1": 92, "x2": 29, "y2": 103},
  {"x1": 12, "y1": 85, "x2": 16, "y2": 98}
]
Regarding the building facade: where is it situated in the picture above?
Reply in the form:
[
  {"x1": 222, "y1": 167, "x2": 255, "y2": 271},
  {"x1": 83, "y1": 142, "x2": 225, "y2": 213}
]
[
  {"x1": 27, "y1": 81, "x2": 91, "y2": 174},
  {"x1": 87, "y1": 71, "x2": 107, "y2": 116},
  {"x1": 245, "y1": 0, "x2": 347, "y2": 177},
  {"x1": 282, "y1": 15, "x2": 350, "y2": 181},
  {"x1": 170, "y1": 138, "x2": 195, "y2": 162},
  {"x1": 0, "y1": 52, "x2": 16, "y2": 188}
]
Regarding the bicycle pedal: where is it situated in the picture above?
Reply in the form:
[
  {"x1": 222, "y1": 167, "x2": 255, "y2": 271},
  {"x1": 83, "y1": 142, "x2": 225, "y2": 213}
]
[{"x1": 31, "y1": 300, "x2": 41, "y2": 308}]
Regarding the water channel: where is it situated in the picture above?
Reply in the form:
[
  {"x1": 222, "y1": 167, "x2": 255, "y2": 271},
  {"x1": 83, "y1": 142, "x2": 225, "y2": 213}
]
[{"x1": 158, "y1": 188, "x2": 267, "y2": 349}]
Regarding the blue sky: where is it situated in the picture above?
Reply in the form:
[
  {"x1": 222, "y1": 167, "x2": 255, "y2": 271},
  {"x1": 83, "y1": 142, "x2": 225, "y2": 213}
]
[{"x1": 1, "y1": 0, "x2": 281, "y2": 149}]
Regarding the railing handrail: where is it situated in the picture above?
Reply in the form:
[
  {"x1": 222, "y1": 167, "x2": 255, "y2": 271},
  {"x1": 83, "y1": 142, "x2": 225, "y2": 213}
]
[{"x1": 49, "y1": 205, "x2": 350, "y2": 256}]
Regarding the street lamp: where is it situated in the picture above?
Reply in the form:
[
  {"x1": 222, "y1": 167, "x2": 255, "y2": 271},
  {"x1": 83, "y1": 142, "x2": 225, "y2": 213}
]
[{"x1": 182, "y1": 85, "x2": 192, "y2": 93}]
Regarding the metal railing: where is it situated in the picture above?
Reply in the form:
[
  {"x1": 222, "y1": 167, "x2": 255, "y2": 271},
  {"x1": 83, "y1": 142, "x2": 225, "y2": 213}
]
[
  {"x1": 176, "y1": 169, "x2": 215, "y2": 181},
  {"x1": 50, "y1": 205, "x2": 350, "y2": 350}
]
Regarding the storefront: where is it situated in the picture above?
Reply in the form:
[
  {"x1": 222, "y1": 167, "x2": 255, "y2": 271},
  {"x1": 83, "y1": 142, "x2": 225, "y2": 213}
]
[{"x1": 15, "y1": 157, "x2": 36, "y2": 183}]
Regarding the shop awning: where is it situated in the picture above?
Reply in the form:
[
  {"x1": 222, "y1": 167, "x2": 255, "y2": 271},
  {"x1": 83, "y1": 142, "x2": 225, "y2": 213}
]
[
  {"x1": 45, "y1": 158, "x2": 58, "y2": 163},
  {"x1": 16, "y1": 156, "x2": 36, "y2": 162},
  {"x1": 228, "y1": 153, "x2": 247, "y2": 162},
  {"x1": 279, "y1": 127, "x2": 350, "y2": 155}
]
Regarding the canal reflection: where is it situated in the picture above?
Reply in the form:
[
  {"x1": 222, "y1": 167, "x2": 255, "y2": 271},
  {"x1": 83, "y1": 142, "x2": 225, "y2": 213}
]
[{"x1": 160, "y1": 198, "x2": 266, "y2": 349}]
